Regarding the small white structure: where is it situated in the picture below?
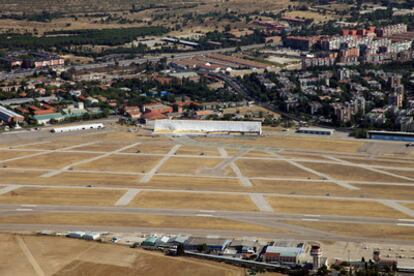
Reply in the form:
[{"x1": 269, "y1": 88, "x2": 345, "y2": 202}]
[
  {"x1": 154, "y1": 119, "x2": 262, "y2": 135},
  {"x1": 296, "y1": 127, "x2": 334, "y2": 136},
  {"x1": 51, "y1": 123, "x2": 104, "y2": 133},
  {"x1": 66, "y1": 231, "x2": 85, "y2": 239},
  {"x1": 82, "y1": 232, "x2": 101, "y2": 241}
]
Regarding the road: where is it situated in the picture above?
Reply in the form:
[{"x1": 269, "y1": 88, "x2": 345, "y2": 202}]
[{"x1": 0, "y1": 44, "x2": 265, "y2": 81}]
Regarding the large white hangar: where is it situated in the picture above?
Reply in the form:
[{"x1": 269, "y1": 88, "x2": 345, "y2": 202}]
[{"x1": 154, "y1": 119, "x2": 262, "y2": 135}]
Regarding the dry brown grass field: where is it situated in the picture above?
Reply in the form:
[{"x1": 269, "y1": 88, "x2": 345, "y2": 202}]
[
  {"x1": 122, "y1": 143, "x2": 175, "y2": 154},
  {"x1": 74, "y1": 155, "x2": 161, "y2": 173},
  {"x1": 339, "y1": 157, "x2": 414, "y2": 169},
  {"x1": 236, "y1": 159, "x2": 320, "y2": 179},
  {"x1": 175, "y1": 145, "x2": 220, "y2": 156},
  {"x1": 251, "y1": 180, "x2": 357, "y2": 196},
  {"x1": 301, "y1": 162, "x2": 413, "y2": 183},
  {"x1": 265, "y1": 196, "x2": 409, "y2": 218},
  {"x1": 0, "y1": 213, "x2": 278, "y2": 233},
  {"x1": 160, "y1": 157, "x2": 235, "y2": 176},
  {"x1": 129, "y1": 191, "x2": 259, "y2": 211},
  {"x1": 0, "y1": 234, "x2": 246, "y2": 276},
  {"x1": 0, "y1": 150, "x2": 36, "y2": 161},
  {"x1": 4, "y1": 152, "x2": 99, "y2": 170},
  {"x1": 147, "y1": 175, "x2": 242, "y2": 190},
  {"x1": 195, "y1": 136, "x2": 365, "y2": 153},
  {"x1": 0, "y1": 187, "x2": 124, "y2": 206}
]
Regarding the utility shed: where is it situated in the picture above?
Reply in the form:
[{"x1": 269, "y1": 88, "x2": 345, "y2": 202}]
[
  {"x1": 154, "y1": 119, "x2": 262, "y2": 135},
  {"x1": 184, "y1": 237, "x2": 232, "y2": 252}
]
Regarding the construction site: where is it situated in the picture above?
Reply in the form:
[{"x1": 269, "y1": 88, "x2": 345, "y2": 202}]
[{"x1": 0, "y1": 123, "x2": 414, "y2": 274}]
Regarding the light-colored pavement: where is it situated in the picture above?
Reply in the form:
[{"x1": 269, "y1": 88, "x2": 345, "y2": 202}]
[
  {"x1": 249, "y1": 193, "x2": 274, "y2": 212},
  {"x1": 115, "y1": 189, "x2": 141, "y2": 206},
  {"x1": 41, "y1": 141, "x2": 142, "y2": 178},
  {"x1": 140, "y1": 144, "x2": 181, "y2": 183},
  {"x1": 16, "y1": 235, "x2": 46, "y2": 276},
  {"x1": 0, "y1": 185, "x2": 21, "y2": 195},
  {"x1": 380, "y1": 200, "x2": 414, "y2": 217}
]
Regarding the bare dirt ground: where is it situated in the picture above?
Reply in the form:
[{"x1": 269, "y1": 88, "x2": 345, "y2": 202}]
[{"x1": 0, "y1": 233, "x2": 246, "y2": 276}]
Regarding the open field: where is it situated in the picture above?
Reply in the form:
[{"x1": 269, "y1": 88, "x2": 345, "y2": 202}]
[
  {"x1": 4, "y1": 152, "x2": 99, "y2": 170},
  {"x1": 160, "y1": 157, "x2": 235, "y2": 176},
  {"x1": 403, "y1": 203, "x2": 414, "y2": 210},
  {"x1": 129, "y1": 191, "x2": 259, "y2": 211},
  {"x1": 283, "y1": 10, "x2": 334, "y2": 23},
  {"x1": 301, "y1": 162, "x2": 412, "y2": 183},
  {"x1": 122, "y1": 143, "x2": 175, "y2": 154},
  {"x1": 175, "y1": 145, "x2": 220, "y2": 156},
  {"x1": 0, "y1": 187, "x2": 124, "y2": 206},
  {"x1": 74, "y1": 155, "x2": 161, "y2": 173},
  {"x1": 195, "y1": 135, "x2": 366, "y2": 153},
  {"x1": 237, "y1": 159, "x2": 320, "y2": 179},
  {"x1": 148, "y1": 175, "x2": 242, "y2": 190},
  {"x1": 339, "y1": 157, "x2": 414, "y2": 169},
  {"x1": 0, "y1": 127, "x2": 414, "y2": 245},
  {"x1": 265, "y1": 196, "x2": 409, "y2": 218},
  {"x1": 0, "y1": 150, "x2": 36, "y2": 161},
  {"x1": 0, "y1": 234, "x2": 245, "y2": 276},
  {"x1": 284, "y1": 221, "x2": 414, "y2": 240},
  {"x1": 252, "y1": 180, "x2": 357, "y2": 196},
  {"x1": 383, "y1": 169, "x2": 414, "y2": 179},
  {"x1": 0, "y1": 213, "x2": 277, "y2": 233}
]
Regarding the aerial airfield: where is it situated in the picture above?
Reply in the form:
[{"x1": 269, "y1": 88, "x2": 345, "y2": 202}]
[{"x1": 0, "y1": 122, "x2": 414, "y2": 274}]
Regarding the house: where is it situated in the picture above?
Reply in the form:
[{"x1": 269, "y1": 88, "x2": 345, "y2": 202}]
[{"x1": 142, "y1": 102, "x2": 173, "y2": 120}]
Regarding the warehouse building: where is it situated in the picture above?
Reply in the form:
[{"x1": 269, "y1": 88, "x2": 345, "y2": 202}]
[
  {"x1": 367, "y1": 130, "x2": 414, "y2": 142},
  {"x1": 0, "y1": 106, "x2": 24, "y2": 124},
  {"x1": 263, "y1": 245, "x2": 306, "y2": 264},
  {"x1": 296, "y1": 127, "x2": 334, "y2": 136},
  {"x1": 154, "y1": 119, "x2": 262, "y2": 135}
]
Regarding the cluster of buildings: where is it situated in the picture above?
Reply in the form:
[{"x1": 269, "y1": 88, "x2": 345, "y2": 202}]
[
  {"x1": 280, "y1": 24, "x2": 414, "y2": 69},
  {"x1": 0, "y1": 51, "x2": 64, "y2": 69}
]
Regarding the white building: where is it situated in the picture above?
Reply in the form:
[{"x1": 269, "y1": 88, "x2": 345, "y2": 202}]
[
  {"x1": 154, "y1": 119, "x2": 262, "y2": 135},
  {"x1": 51, "y1": 123, "x2": 104, "y2": 133}
]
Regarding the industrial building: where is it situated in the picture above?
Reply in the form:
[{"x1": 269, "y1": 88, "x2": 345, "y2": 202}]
[
  {"x1": 367, "y1": 130, "x2": 414, "y2": 142},
  {"x1": 51, "y1": 123, "x2": 104, "y2": 133},
  {"x1": 0, "y1": 106, "x2": 24, "y2": 124},
  {"x1": 154, "y1": 119, "x2": 262, "y2": 135},
  {"x1": 296, "y1": 127, "x2": 335, "y2": 136},
  {"x1": 262, "y1": 245, "x2": 306, "y2": 264}
]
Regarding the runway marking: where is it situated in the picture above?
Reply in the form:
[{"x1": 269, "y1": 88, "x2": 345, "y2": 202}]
[
  {"x1": 21, "y1": 204, "x2": 37, "y2": 208},
  {"x1": 396, "y1": 223, "x2": 414, "y2": 227},
  {"x1": 380, "y1": 200, "x2": 414, "y2": 217},
  {"x1": 16, "y1": 208, "x2": 33, "y2": 212},
  {"x1": 0, "y1": 141, "x2": 98, "y2": 164},
  {"x1": 303, "y1": 214, "x2": 321, "y2": 217},
  {"x1": 0, "y1": 185, "x2": 21, "y2": 195},
  {"x1": 249, "y1": 193, "x2": 274, "y2": 212},
  {"x1": 301, "y1": 218, "x2": 320, "y2": 222},
  {"x1": 140, "y1": 144, "x2": 182, "y2": 183},
  {"x1": 115, "y1": 189, "x2": 140, "y2": 206},
  {"x1": 41, "y1": 141, "x2": 142, "y2": 178},
  {"x1": 16, "y1": 236, "x2": 46, "y2": 276},
  {"x1": 199, "y1": 210, "x2": 216, "y2": 213},
  {"x1": 196, "y1": 214, "x2": 213, "y2": 217},
  {"x1": 398, "y1": 219, "x2": 414, "y2": 222}
]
